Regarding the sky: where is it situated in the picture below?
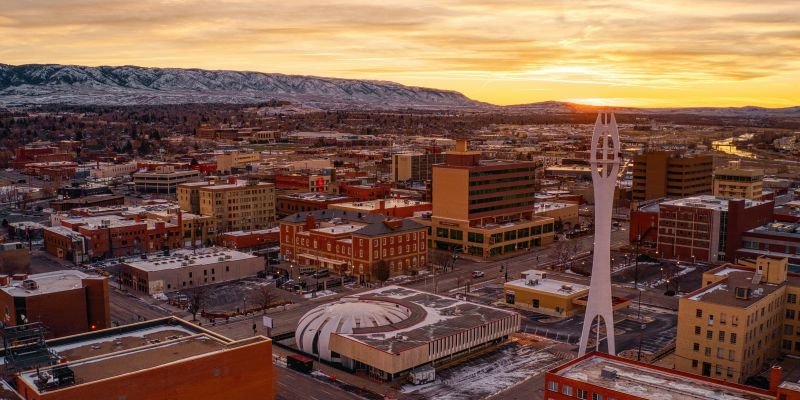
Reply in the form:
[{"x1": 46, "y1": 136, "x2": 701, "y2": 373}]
[{"x1": 2, "y1": 0, "x2": 799, "y2": 108}]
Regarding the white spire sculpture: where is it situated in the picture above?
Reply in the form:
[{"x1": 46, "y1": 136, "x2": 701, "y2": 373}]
[{"x1": 578, "y1": 113, "x2": 621, "y2": 356}]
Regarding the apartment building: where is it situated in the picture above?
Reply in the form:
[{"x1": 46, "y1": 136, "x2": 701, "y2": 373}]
[
  {"x1": 419, "y1": 140, "x2": 554, "y2": 258},
  {"x1": 632, "y1": 151, "x2": 713, "y2": 201},
  {"x1": 714, "y1": 165, "x2": 764, "y2": 200},
  {"x1": 738, "y1": 222, "x2": 800, "y2": 272},
  {"x1": 675, "y1": 257, "x2": 798, "y2": 384},
  {"x1": 656, "y1": 195, "x2": 774, "y2": 263},
  {"x1": 197, "y1": 180, "x2": 276, "y2": 234}
]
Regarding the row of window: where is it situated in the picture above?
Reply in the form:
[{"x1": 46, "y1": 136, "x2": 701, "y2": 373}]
[{"x1": 546, "y1": 382, "x2": 611, "y2": 400}]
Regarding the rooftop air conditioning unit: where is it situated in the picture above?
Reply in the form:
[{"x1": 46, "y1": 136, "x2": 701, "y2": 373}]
[
  {"x1": 22, "y1": 280, "x2": 39, "y2": 290},
  {"x1": 527, "y1": 279, "x2": 539, "y2": 286}
]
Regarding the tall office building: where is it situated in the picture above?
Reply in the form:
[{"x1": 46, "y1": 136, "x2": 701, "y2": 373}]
[
  {"x1": 420, "y1": 140, "x2": 554, "y2": 258},
  {"x1": 713, "y1": 163, "x2": 764, "y2": 200},
  {"x1": 632, "y1": 151, "x2": 713, "y2": 201},
  {"x1": 391, "y1": 152, "x2": 446, "y2": 182}
]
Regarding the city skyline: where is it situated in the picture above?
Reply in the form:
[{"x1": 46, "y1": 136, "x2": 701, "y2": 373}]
[{"x1": 2, "y1": 0, "x2": 799, "y2": 108}]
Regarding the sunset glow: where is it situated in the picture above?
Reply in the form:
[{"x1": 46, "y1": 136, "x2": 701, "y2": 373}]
[{"x1": 2, "y1": 0, "x2": 799, "y2": 107}]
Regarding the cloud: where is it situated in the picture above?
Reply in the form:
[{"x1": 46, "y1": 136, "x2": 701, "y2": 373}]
[{"x1": 1, "y1": 0, "x2": 798, "y2": 106}]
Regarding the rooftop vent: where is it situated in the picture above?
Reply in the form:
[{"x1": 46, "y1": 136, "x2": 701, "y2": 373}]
[{"x1": 601, "y1": 366, "x2": 618, "y2": 379}]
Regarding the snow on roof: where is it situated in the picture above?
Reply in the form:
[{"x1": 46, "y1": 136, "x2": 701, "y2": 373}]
[
  {"x1": 124, "y1": 248, "x2": 257, "y2": 272},
  {"x1": 555, "y1": 354, "x2": 772, "y2": 400},
  {"x1": 504, "y1": 272, "x2": 588, "y2": 296}
]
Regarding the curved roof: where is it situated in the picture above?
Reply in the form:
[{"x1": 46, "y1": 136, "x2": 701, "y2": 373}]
[{"x1": 295, "y1": 297, "x2": 412, "y2": 362}]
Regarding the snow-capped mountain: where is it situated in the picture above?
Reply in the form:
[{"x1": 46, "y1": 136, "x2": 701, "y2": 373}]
[{"x1": 0, "y1": 64, "x2": 484, "y2": 109}]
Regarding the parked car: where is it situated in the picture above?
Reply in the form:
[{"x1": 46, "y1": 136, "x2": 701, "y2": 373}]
[{"x1": 471, "y1": 270, "x2": 485, "y2": 279}]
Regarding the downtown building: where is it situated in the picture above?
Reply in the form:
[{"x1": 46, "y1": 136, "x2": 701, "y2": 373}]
[
  {"x1": 177, "y1": 178, "x2": 276, "y2": 235},
  {"x1": 390, "y1": 152, "x2": 446, "y2": 182},
  {"x1": 418, "y1": 140, "x2": 554, "y2": 258},
  {"x1": 656, "y1": 195, "x2": 774, "y2": 263},
  {"x1": 6, "y1": 317, "x2": 273, "y2": 400},
  {"x1": 545, "y1": 351, "x2": 789, "y2": 400},
  {"x1": 714, "y1": 164, "x2": 765, "y2": 201},
  {"x1": 675, "y1": 257, "x2": 800, "y2": 385},
  {"x1": 632, "y1": 151, "x2": 713, "y2": 201},
  {"x1": 279, "y1": 209, "x2": 427, "y2": 282}
]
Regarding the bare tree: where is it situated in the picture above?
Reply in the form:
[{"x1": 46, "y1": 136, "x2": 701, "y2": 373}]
[
  {"x1": 552, "y1": 241, "x2": 572, "y2": 271},
  {"x1": 250, "y1": 284, "x2": 274, "y2": 315},
  {"x1": 184, "y1": 286, "x2": 207, "y2": 321}
]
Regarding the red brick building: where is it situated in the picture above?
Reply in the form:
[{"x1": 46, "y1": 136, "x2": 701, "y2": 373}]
[
  {"x1": 45, "y1": 214, "x2": 182, "y2": 262},
  {"x1": 280, "y1": 209, "x2": 427, "y2": 283},
  {"x1": 276, "y1": 192, "x2": 352, "y2": 217},
  {"x1": 219, "y1": 228, "x2": 280, "y2": 250},
  {"x1": 656, "y1": 195, "x2": 774, "y2": 263},
  {"x1": 11, "y1": 317, "x2": 274, "y2": 400},
  {"x1": 545, "y1": 352, "x2": 784, "y2": 400},
  {"x1": 339, "y1": 183, "x2": 392, "y2": 201},
  {"x1": 0, "y1": 270, "x2": 110, "y2": 338}
]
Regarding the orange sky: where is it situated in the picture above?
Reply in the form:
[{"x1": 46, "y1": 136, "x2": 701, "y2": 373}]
[{"x1": 2, "y1": 0, "x2": 799, "y2": 107}]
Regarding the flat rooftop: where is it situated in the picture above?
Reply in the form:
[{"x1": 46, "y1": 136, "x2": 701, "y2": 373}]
[
  {"x1": 505, "y1": 274, "x2": 588, "y2": 296},
  {"x1": 0, "y1": 270, "x2": 97, "y2": 298},
  {"x1": 551, "y1": 353, "x2": 772, "y2": 400},
  {"x1": 686, "y1": 270, "x2": 783, "y2": 306},
  {"x1": 16, "y1": 317, "x2": 266, "y2": 395},
  {"x1": 278, "y1": 192, "x2": 351, "y2": 202},
  {"x1": 332, "y1": 198, "x2": 430, "y2": 211},
  {"x1": 221, "y1": 227, "x2": 280, "y2": 236},
  {"x1": 662, "y1": 195, "x2": 769, "y2": 211},
  {"x1": 124, "y1": 248, "x2": 258, "y2": 272},
  {"x1": 339, "y1": 285, "x2": 516, "y2": 354}
]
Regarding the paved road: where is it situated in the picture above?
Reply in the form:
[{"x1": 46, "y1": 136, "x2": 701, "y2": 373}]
[
  {"x1": 404, "y1": 224, "x2": 631, "y2": 295},
  {"x1": 276, "y1": 367, "x2": 363, "y2": 400}
]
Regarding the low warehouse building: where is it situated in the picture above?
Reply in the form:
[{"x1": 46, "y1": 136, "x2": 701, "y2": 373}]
[
  {"x1": 118, "y1": 248, "x2": 264, "y2": 294},
  {"x1": 295, "y1": 285, "x2": 519, "y2": 381},
  {"x1": 503, "y1": 270, "x2": 589, "y2": 317}
]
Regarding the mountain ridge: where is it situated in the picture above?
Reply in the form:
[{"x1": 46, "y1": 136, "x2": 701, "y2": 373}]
[
  {"x1": 1, "y1": 63, "x2": 798, "y2": 117},
  {"x1": 0, "y1": 63, "x2": 484, "y2": 109}
]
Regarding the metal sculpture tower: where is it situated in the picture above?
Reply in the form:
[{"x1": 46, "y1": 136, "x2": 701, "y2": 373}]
[{"x1": 578, "y1": 113, "x2": 621, "y2": 356}]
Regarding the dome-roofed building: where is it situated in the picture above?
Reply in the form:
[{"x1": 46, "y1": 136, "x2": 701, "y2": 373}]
[
  {"x1": 296, "y1": 297, "x2": 412, "y2": 362},
  {"x1": 293, "y1": 285, "x2": 519, "y2": 381}
]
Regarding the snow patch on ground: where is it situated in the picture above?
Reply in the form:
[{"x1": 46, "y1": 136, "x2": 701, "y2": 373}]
[{"x1": 400, "y1": 343, "x2": 562, "y2": 400}]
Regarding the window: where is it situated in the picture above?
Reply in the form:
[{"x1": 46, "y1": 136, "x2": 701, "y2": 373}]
[
  {"x1": 577, "y1": 389, "x2": 587, "y2": 400},
  {"x1": 785, "y1": 325, "x2": 794, "y2": 335},
  {"x1": 562, "y1": 386, "x2": 573, "y2": 396},
  {"x1": 727, "y1": 367, "x2": 734, "y2": 378},
  {"x1": 533, "y1": 299, "x2": 540, "y2": 308},
  {"x1": 692, "y1": 359, "x2": 699, "y2": 368},
  {"x1": 696, "y1": 309, "x2": 703, "y2": 318},
  {"x1": 789, "y1": 293, "x2": 798, "y2": 304},
  {"x1": 547, "y1": 381, "x2": 558, "y2": 392},
  {"x1": 717, "y1": 348, "x2": 725, "y2": 359},
  {"x1": 787, "y1": 309, "x2": 796, "y2": 320},
  {"x1": 730, "y1": 333, "x2": 737, "y2": 344},
  {"x1": 706, "y1": 330, "x2": 713, "y2": 339},
  {"x1": 693, "y1": 343, "x2": 700, "y2": 351},
  {"x1": 226, "y1": 266, "x2": 230, "y2": 272},
  {"x1": 694, "y1": 326, "x2": 701, "y2": 335},
  {"x1": 718, "y1": 331, "x2": 725, "y2": 342},
  {"x1": 592, "y1": 394, "x2": 603, "y2": 400},
  {"x1": 728, "y1": 350, "x2": 735, "y2": 361},
  {"x1": 705, "y1": 347, "x2": 711, "y2": 356}
]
